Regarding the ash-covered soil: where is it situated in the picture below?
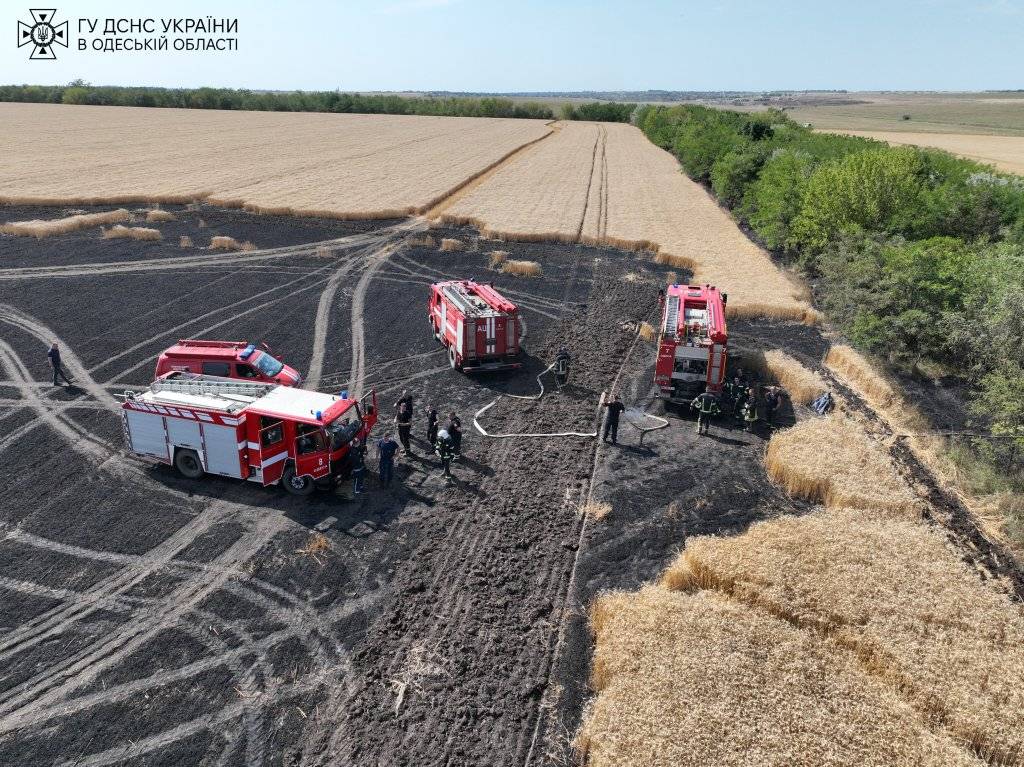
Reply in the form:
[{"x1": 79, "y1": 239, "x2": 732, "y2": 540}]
[{"x1": 0, "y1": 207, "x2": 1011, "y2": 766}]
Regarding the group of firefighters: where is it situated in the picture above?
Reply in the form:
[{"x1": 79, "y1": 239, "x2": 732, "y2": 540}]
[
  {"x1": 345, "y1": 389, "x2": 465, "y2": 496},
  {"x1": 690, "y1": 370, "x2": 786, "y2": 437}
]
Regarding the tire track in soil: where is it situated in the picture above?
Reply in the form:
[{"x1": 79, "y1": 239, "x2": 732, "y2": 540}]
[
  {"x1": 0, "y1": 511, "x2": 288, "y2": 725},
  {"x1": 308, "y1": 236, "x2": 404, "y2": 392},
  {"x1": 575, "y1": 125, "x2": 604, "y2": 242},
  {"x1": 300, "y1": 276, "x2": 651, "y2": 767},
  {"x1": 0, "y1": 223, "x2": 416, "y2": 282}
]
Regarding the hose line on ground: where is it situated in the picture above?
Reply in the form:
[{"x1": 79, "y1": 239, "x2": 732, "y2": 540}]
[{"x1": 473, "y1": 362, "x2": 600, "y2": 439}]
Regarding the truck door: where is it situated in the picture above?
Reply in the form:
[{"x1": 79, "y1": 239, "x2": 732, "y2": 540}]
[
  {"x1": 248, "y1": 415, "x2": 288, "y2": 485},
  {"x1": 294, "y1": 426, "x2": 330, "y2": 481}
]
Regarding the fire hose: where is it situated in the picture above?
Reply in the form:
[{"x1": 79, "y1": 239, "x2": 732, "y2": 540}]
[{"x1": 473, "y1": 362, "x2": 601, "y2": 439}]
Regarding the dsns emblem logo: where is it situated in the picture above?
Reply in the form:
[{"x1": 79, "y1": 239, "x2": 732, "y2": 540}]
[{"x1": 17, "y1": 9, "x2": 67, "y2": 59}]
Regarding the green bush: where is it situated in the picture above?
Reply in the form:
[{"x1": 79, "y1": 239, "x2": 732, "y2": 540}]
[
  {"x1": 789, "y1": 147, "x2": 926, "y2": 258},
  {"x1": 741, "y1": 150, "x2": 814, "y2": 253}
]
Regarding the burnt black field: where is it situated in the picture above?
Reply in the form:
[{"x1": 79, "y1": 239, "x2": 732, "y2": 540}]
[{"x1": 0, "y1": 203, "x2": 982, "y2": 766}]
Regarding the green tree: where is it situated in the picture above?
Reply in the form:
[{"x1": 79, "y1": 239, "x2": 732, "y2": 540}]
[
  {"x1": 742, "y1": 150, "x2": 813, "y2": 253},
  {"x1": 790, "y1": 147, "x2": 925, "y2": 257}
]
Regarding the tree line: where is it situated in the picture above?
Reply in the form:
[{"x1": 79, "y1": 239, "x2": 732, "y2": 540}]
[
  {"x1": 636, "y1": 104, "x2": 1024, "y2": 490},
  {"x1": 0, "y1": 83, "x2": 634, "y2": 122}
]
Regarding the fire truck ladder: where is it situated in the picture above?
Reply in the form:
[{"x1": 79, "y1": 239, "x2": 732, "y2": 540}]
[
  {"x1": 149, "y1": 375, "x2": 275, "y2": 401},
  {"x1": 663, "y1": 294, "x2": 680, "y2": 337}
]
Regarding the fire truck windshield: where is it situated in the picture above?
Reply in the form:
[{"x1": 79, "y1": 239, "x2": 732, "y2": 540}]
[
  {"x1": 252, "y1": 351, "x2": 284, "y2": 378},
  {"x1": 326, "y1": 413, "x2": 363, "y2": 450}
]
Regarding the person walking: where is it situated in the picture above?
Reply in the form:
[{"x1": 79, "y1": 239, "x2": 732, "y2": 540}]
[
  {"x1": 426, "y1": 404, "x2": 439, "y2": 447},
  {"x1": 601, "y1": 394, "x2": 626, "y2": 444},
  {"x1": 377, "y1": 433, "x2": 399, "y2": 487},
  {"x1": 691, "y1": 391, "x2": 721, "y2": 436},
  {"x1": 742, "y1": 388, "x2": 759, "y2": 432},
  {"x1": 47, "y1": 343, "x2": 72, "y2": 387},
  {"x1": 395, "y1": 402, "x2": 413, "y2": 455},
  {"x1": 436, "y1": 428, "x2": 455, "y2": 478},
  {"x1": 447, "y1": 411, "x2": 462, "y2": 459},
  {"x1": 350, "y1": 437, "x2": 366, "y2": 495}
]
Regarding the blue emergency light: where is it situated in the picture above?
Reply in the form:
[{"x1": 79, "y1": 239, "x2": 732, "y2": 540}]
[
  {"x1": 315, "y1": 410, "x2": 322, "y2": 420},
  {"x1": 340, "y1": 390, "x2": 348, "y2": 400},
  {"x1": 239, "y1": 343, "x2": 257, "y2": 359}
]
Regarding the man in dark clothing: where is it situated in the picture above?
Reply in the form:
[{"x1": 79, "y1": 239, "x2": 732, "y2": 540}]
[
  {"x1": 732, "y1": 384, "x2": 748, "y2": 424},
  {"x1": 436, "y1": 428, "x2": 455, "y2": 477},
  {"x1": 553, "y1": 348, "x2": 571, "y2": 386},
  {"x1": 601, "y1": 394, "x2": 626, "y2": 444},
  {"x1": 47, "y1": 343, "x2": 72, "y2": 387},
  {"x1": 395, "y1": 402, "x2": 413, "y2": 455},
  {"x1": 395, "y1": 389, "x2": 414, "y2": 419},
  {"x1": 426, "y1": 405, "x2": 439, "y2": 447},
  {"x1": 377, "y1": 433, "x2": 399, "y2": 487},
  {"x1": 350, "y1": 438, "x2": 366, "y2": 495},
  {"x1": 763, "y1": 386, "x2": 783, "y2": 426},
  {"x1": 447, "y1": 411, "x2": 462, "y2": 458},
  {"x1": 691, "y1": 391, "x2": 721, "y2": 435}
]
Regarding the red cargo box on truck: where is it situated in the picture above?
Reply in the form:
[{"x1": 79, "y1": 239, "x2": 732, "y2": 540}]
[
  {"x1": 428, "y1": 280, "x2": 522, "y2": 372},
  {"x1": 654, "y1": 284, "x2": 728, "y2": 402},
  {"x1": 155, "y1": 339, "x2": 302, "y2": 386},
  {"x1": 122, "y1": 372, "x2": 376, "y2": 496}
]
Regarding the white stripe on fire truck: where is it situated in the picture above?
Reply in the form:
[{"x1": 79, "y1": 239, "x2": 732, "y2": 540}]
[
  {"x1": 260, "y1": 452, "x2": 288, "y2": 469},
  {"x1": 196, "y1": 413, "x2": 214, "y2": 422},
  {"x1": 238, "y1": 441, "x2": 247, "y2": 450},
  {"x1": 247, "y1": 441, "x2": 260, "y2": 450},
  {"x1": 154, "y1": 406, "x2": 168, "y2": 415},
  {"x1": 222, "y1": 417, "x2": 239, "y2": 426}
]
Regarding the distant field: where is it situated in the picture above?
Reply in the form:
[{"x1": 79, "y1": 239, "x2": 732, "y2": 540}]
[
  {"x1": 0, "y1": 103, "x2": 551, "y2": 217},
  {"x1": 828, "y1": 130, "x2": 1024, "y2": 175},
  {"x1": 785, "y1": 92, "x2": 1024, "y2": 136}
]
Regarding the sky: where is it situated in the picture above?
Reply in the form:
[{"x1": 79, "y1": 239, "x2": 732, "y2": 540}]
[{"x1": 1, "y1": 0, "x2": 1022, "y2": 92}]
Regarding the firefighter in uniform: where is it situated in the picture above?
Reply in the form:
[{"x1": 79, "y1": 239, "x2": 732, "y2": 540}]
[
  {"x1": 350, "y1": 437, "x2": 366, "y2": 495},
  {"x1": 742, "y1": 388, "x2": 759, "y2": 432},
  {"x1": 395, "y1": 402, "x2": 413, "y2": 455},
  {"x1": 732, "y1": 383, "x2": 748, "y2": 425},
  {"x1": 436, "y1": 428, "x2": 455, "y2": 477},
  {"x1": 601, "y1": 394, "x2": 626, "y2": 444},
  {"x1": 426, "y1": 405, "x2": 439, "y2": 447},
  {"x1": 554, "y1": 348, "x2": 571, "y2": 386},
  {"x1": 447, "y1": 411, "x2": 462, "y2": 459},
  {"x1": 691, "y1": 391, "x2": 721, "y2": 435}
]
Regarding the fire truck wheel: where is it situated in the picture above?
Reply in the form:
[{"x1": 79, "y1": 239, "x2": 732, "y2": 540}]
[
  {"x1": 448, "y1": 346, "x2": 460, "y2": 370},
  {"x1": 174, "y1": 449, "x2": 204, "y2": 480},
  {"x1": 281, "y1": 465, "x2": 314, "y2": 496}
]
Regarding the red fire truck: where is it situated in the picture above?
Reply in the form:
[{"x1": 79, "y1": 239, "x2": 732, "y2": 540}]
[
  {"x1": 155, "y1": 340, "x2": 302, "y2": 387},
  {"x1": 428, "y1": 280, "x2": 522, "y2": 372},
  {"x1": 654, "y1": 284, "x2": 728, "y2": 402},
  {"x1": 121, "y1": 372, "x2": 377, "y2": 495}
]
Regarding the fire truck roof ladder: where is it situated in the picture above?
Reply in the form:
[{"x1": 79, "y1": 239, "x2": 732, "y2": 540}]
[
  {"x1": 150, "y1": 374, "x2": 276, "y2": 402},
  {"x1": 663, "y1": 293, "x2": 680, "y2": 337},
  {"x1": 442, "y1": 282, "x2": 498, "y2": 319}
]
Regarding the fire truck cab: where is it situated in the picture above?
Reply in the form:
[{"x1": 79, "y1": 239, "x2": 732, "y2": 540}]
[
  {"x1": 122, "y1": 373, "x2": 376, "y2": 496},
  {"x1": 155, "y1": 340, "x2": 302, "y2": 387},
  {"x1": 654, "y1": 284, "x2": 728, "y2": 403},
  {"x1": 428, "y1": 280, "x2": 522, "y2": 372}
]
